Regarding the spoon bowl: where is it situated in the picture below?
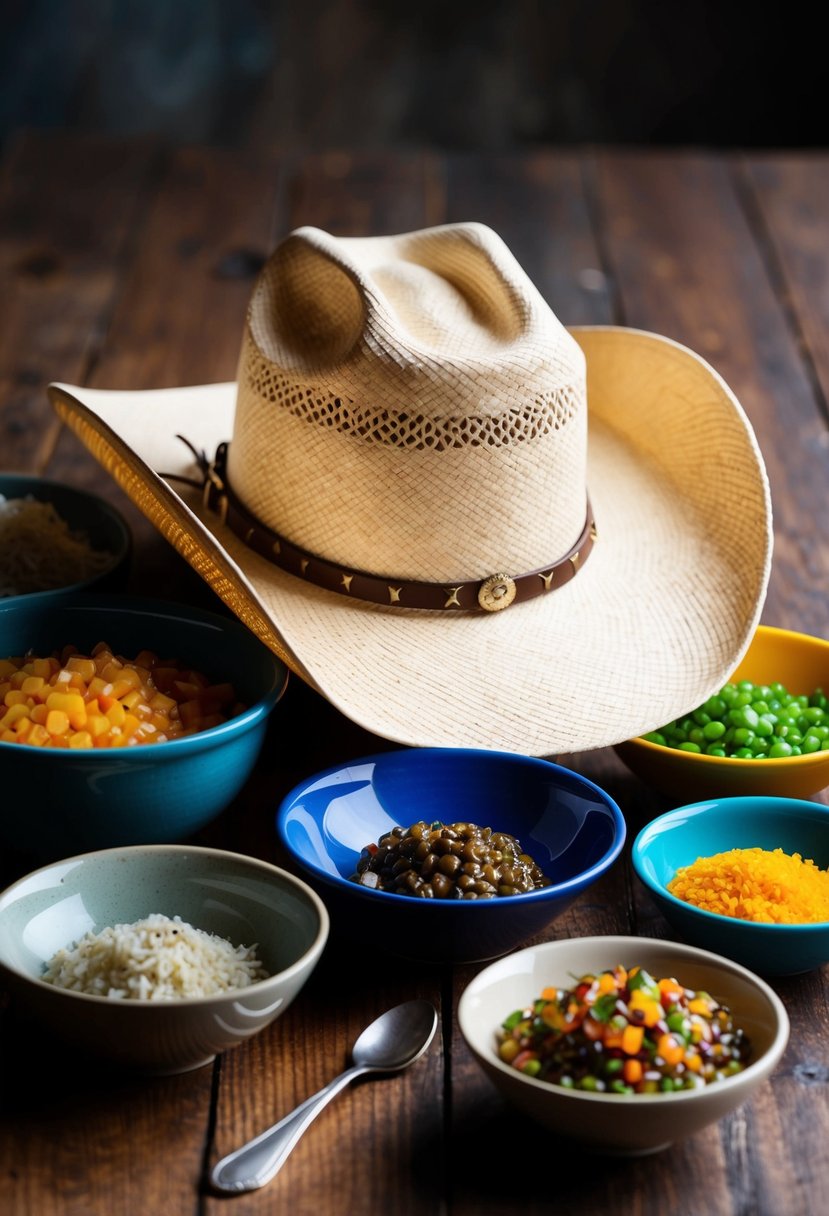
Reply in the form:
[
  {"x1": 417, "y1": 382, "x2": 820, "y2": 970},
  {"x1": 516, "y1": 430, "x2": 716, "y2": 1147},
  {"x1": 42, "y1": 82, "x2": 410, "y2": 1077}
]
[{"x1": 211, "y1": 999, "x2": 438, "y2": 1193}]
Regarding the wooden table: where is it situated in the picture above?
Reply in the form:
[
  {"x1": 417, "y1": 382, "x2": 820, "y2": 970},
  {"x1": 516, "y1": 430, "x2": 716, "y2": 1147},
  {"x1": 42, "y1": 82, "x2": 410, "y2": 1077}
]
[{"x1": 1, "y1": 134, "x2": 828, "y2": 1216}]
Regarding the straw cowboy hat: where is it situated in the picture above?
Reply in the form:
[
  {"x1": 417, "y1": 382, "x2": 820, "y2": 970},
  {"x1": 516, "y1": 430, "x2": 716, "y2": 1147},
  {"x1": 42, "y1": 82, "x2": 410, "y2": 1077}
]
[{"x1": 49, "y1": 222, "x2": 772, "y2": 756}]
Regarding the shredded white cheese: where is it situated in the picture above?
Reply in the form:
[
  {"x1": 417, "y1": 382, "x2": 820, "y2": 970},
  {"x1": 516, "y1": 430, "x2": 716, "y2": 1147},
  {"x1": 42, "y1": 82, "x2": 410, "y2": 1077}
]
[
  {"x1": 0, "y1": 493, "x2": 114, "y2": 596},
  {"x1": 42, "y1": 914, "x2": 268, "y2": 1000}
]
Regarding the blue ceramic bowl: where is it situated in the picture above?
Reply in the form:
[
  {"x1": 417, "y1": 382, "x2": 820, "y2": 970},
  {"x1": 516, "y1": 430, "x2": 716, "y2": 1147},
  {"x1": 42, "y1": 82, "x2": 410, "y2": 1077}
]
[
  {"x1": 0, "y1": 595, "x2": 288, "y2": 855},
  {"x1": 277, "y1": 748, "x2": 625, "y2": 963},
  {"x1": 0, "y1": 474, "x2": 131, "y2": 598},
  {"x1": 633, "y1": 796, "x2": 829, "y2": 975}
]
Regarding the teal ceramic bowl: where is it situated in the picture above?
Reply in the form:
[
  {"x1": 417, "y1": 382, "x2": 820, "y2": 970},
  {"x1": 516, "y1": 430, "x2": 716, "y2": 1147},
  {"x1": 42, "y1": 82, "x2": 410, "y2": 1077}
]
[
  {"x1": 0, "y1": 846, "x2": 329, "y2": 1073},
  {"x1": 0, "y1": 596, "x2": 288, "y2": 855},
  {"x1": 632, "y1": 797, "x2": 829, "y2": 975},
  {"x1": 0, "y1": 474, "x2": 131, "y2": 598}
]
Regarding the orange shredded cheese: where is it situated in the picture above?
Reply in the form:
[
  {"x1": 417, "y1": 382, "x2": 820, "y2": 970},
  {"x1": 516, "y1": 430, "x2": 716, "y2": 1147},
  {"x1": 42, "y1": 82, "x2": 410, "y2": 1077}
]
[{"x1": 668, "y1": 847, "x2": 829, "y2": 924}]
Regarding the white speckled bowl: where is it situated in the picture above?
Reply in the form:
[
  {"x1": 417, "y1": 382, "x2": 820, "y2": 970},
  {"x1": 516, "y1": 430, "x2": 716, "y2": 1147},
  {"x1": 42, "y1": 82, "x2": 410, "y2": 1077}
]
[{"x1": 0, "y1": 846, "x2": 329, "y2": 1074}]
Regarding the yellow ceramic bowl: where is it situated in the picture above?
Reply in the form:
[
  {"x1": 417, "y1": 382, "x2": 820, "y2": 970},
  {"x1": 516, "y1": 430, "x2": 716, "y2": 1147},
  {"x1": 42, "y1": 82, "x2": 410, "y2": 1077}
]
[{"x1": 615, "y1": 626, "x2": 829, "y2": 800}]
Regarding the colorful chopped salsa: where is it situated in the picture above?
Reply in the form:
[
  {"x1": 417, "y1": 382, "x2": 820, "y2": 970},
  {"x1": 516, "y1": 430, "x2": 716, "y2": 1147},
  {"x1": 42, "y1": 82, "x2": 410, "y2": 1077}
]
[{"x1": 497, "y1": 965, "x2": 751, "y2": 1094}]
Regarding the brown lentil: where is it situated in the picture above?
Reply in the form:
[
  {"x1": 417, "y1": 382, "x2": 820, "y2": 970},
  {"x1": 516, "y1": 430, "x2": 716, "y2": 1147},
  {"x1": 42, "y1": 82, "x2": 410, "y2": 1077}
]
[{"x1": 350, "y1": 820, "x2": 551, "y2": 899}]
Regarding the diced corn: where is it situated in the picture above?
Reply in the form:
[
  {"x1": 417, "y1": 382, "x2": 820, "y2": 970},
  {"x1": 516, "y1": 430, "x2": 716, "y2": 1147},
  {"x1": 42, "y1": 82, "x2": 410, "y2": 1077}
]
[{"x1": 0, "y1": 644, "x2": 245, "y2": 750}]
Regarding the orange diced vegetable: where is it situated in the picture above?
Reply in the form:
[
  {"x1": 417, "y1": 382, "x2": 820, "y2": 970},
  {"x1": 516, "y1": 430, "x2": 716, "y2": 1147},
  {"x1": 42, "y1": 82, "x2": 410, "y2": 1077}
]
[
  {"x1": 0, "y1": 644, "x2": 244, "y2": 750},
  {"x1": 46, "y1": 709, "x2": 69, "y2": 736},
  {"x1": 623, "y1": 1058, "x2": 643, "y2": 1085},
  {"x1": 622, "y1": 1024, "x2": 644, "y2": 1055}
]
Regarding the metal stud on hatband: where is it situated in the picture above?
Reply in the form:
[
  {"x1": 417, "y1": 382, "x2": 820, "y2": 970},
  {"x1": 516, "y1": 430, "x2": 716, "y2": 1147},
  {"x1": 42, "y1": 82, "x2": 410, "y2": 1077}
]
[
  {"x1": 538, "y1": 571, "x2": 554, "y2": 591},
  {"x1": 444, "y1": 587, "x2": 462, "y2": 609},
  {"x1": 217, "y1": 494, "x2": 229, "y2": 525},
  {"x1": 300, "y1": 558, "x2": 310, "y2": 576},
  {"x1": 341, "y1": 573, "x2": 353, "y2": 592},
  {"x1": 272, "y1": 539, "x2": 281, "y2": 556},
  {"x1": 569, "y1": 552, "x2": 580, "y2": 573},
  {"x1": 388, "y1": 586, "x2": 402, "y2": 604},
  {"x1": 245, "y1": 527, "x2": 255, "y2": 544},
  {"x1": 478, "y1": 573, "x2": 516, "y2": 612}
]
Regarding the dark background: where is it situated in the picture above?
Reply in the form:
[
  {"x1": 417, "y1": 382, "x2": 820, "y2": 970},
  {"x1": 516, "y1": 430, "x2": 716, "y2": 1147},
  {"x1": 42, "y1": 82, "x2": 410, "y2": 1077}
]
[{"x1": 1, "y1": 0, "x2": 826, "y2": 150}]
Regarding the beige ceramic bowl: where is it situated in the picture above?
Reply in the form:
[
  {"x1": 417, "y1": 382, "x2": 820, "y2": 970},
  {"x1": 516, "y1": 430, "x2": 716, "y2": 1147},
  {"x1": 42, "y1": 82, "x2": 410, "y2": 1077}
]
[
  {"x1": 458, "y1": 935, "x2": 789, "y2": 1155},
  {"x1": 0, "y1": 846, "x2": 329, "y2": 1074}
]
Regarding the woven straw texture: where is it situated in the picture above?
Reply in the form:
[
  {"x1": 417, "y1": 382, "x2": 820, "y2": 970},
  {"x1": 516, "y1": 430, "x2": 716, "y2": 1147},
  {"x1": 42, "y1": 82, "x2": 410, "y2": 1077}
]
[
  {"x1": 48, "y1": 220, "x2": 772, "y2": 755},
  {"x1": 230, "y1": 224, "x2": 587, "y2": 579}
]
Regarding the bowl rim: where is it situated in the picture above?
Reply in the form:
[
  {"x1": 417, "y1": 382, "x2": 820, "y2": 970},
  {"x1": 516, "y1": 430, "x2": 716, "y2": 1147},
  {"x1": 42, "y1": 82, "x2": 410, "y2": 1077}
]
[
  {"x1": 0, "y1": 594, "x2": 289, "y2": 757},
  {"x1": 276, "y1": 746, "x2": 626, "y2": 909},
  {"x1": 619, "y1": 625, "x2": 829, "y2": 770},
  {"x1": 0, "y1": 844, "x2": 330, "y2": 1006},
  {"x1": 0, "y1": 473, "x2": 132, "y2": 600},
  {"x1": 632, "y1": 796, "x2": 829, "y2": 933},
  {"x1": 457, "y1": 933, "x2": 790, "y2": 1103}
]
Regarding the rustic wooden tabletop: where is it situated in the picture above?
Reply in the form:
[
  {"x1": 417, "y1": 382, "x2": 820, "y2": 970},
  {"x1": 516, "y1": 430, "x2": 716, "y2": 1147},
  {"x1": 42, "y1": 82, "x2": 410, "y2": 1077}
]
[{"x1": 1, "y1": 133, "x2": 828, "y2": 1216}]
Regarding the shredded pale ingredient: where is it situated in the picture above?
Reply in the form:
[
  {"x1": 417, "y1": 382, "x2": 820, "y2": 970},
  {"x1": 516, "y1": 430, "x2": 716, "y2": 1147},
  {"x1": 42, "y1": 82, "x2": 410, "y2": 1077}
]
[
  {"x1": 42, "y1": 914, "x2": 268, "y2": 1000},
  {"x1": 668, "y1": 847, "x2": 829, "y2": 924},
  {"x1": 0, "y1": 494, "x2": 113, "y2": 596}
]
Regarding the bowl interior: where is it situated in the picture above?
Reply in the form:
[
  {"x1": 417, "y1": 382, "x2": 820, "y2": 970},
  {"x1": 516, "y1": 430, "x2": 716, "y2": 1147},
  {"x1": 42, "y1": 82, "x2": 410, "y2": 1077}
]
[
  {"x1": 278, "y1": 748, "x2": 624, "y2": 893},
  {"x1": 0, "y1": 593, "x2": 285, "y2": 709},
  {"x1": 0, "y1": 475, "x2": 131, "y2": 595},
  {"x1": 732, "y1": 625, "x2": 829, "y2": 694},
  {"x1": 634, "y1": 797, "x2": 829, "y2": 895},
  {"x1": 459, "y1": 936, "x2": 785, "y2": 1085},
  {"x1": 0, "y1": 848, "x2": 324, "y2": 985}
]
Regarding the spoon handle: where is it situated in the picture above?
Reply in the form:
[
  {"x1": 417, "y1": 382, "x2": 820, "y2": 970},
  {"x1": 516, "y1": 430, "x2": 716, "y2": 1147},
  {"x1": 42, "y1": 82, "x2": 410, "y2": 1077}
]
[{"x1": 211, "y1": 1064, "x2": 367, "y2": 1193}]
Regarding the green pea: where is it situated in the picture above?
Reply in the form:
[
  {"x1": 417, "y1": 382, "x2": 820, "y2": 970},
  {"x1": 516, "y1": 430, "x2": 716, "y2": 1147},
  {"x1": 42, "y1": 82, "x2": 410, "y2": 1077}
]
[
  {"x1": 678, "y1": 741, "x2": 702, "y2": 753},
  {"x1": 754, "y1": 715, "x2": 774, "y2": 737},
  {"x1": 802, "y1": 734, "x2": 821, "y2": 754},
  {"x1": 733, "y1": 747, "x2": 753, "y2": 758},
  {"x1": 732, "y1": 727, "x2": 755, "y2": 746},
  {"x1": 577, "y1": 1075, "x2": 600, "y2": 1091},
  {"x1": 705, "y1": 745, "x2": 726, "y2": 756},
  {"x1": 604, "y1": 1058, "x2": 624, "y2": 1075},
  {"x1": 704, "y1": 695, "x2": 727, "y2": 717},
  {"x1": 703, "y1": 720, "x2": 726, "y2": 740},
  {"x1": 768, "y1": 740, "x2": 793, "y2": 758},
  {"x1": 643, "y1": 731, "x2": 667, "y2": 745},
  {"x1": 522, "y1": 1058, "x2": 541, "y2": 1077}
]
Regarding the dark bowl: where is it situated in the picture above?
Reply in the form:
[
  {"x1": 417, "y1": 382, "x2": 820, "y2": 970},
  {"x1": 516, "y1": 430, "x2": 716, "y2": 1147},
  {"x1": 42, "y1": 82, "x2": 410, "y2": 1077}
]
[
  {"x1": 0, "y1": 595, "x2": 288, "y2": 855},
  {"x1": 0, "y1": 474, "x2": 131, "y2": 599},
  {"x1": 276, "y1": 748, "x2": 625, "y2": 964}
]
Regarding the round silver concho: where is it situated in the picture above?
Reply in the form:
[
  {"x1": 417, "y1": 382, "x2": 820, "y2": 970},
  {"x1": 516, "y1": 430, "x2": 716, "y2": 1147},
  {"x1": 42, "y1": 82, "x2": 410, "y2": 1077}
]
[{"x1": 477, "y1": 573, "x2": 517, "y2": 612}]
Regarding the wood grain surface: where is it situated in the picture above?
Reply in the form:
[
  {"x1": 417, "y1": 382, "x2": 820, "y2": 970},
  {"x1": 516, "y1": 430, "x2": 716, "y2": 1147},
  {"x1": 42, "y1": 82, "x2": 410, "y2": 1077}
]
[{"x1": 0, "y1": 134, "x2": 827, "y2": 1216}]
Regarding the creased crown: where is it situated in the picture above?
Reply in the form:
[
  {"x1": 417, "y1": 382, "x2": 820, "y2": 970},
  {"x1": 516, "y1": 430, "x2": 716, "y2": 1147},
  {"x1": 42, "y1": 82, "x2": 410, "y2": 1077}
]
[{"x1": 229, "y1": 222, "x2": 588, "y2": 582}]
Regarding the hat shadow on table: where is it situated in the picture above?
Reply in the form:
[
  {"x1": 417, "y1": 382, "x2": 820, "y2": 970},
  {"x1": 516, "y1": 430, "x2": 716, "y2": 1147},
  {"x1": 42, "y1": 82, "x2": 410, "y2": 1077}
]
[{"x1": 49, "y1": 221, "x2": 772, "y2": 756}]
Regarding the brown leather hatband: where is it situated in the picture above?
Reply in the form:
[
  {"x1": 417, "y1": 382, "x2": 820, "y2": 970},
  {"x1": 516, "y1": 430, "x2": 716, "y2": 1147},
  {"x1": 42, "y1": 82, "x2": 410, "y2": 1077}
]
[{"x1": 197, "y1": 441, "x2": 596, "y2": 612}]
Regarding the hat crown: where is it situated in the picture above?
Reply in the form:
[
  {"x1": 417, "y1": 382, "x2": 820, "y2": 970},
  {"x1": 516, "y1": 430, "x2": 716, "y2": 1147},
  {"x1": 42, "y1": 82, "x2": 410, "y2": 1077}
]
[{"x1": 229, "y1": 222, "x2": 588, "y2": 581}]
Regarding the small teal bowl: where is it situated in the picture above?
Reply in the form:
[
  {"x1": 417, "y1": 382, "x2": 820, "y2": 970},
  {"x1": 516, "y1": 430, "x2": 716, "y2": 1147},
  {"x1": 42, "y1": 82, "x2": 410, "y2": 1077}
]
[
  {"x1": 632, "y1": 796, "x2": 829, "y2": 975},
  {"x1": 0, "y1": 474, "x2": 131, "y2": 598},
  {"x1": 277, "y1": 748, "x2": 625, "y2": 964},
  {"x1": 0, "y1": 595, "x2": 288, "y2": 855}
]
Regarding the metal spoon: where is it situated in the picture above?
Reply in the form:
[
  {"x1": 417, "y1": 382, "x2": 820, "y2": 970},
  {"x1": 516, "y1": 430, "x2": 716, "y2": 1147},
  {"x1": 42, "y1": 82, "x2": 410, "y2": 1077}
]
[{"x1": 210, "y1": 999, "x2": 438, "y2": 1194}]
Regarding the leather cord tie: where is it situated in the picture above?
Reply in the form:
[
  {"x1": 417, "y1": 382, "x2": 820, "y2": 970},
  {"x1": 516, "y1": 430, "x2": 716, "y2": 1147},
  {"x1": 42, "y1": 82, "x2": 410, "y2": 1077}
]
[{"x1": 168, "y1": 437, "x2": 597, "y2": 612}]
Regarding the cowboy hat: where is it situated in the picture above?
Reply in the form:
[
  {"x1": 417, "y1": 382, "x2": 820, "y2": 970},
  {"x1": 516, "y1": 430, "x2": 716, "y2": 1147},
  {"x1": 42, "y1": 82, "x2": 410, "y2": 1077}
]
[{"x1": 49, "y1": 221, "x2": 772, "y2": 756}]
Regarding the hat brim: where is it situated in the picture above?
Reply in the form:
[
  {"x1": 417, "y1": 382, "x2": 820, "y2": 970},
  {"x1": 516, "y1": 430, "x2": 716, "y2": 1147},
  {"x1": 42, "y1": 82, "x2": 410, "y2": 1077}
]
[{"x1": 49, "y1": 327, "x2": 772, "y2": 756}]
